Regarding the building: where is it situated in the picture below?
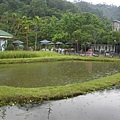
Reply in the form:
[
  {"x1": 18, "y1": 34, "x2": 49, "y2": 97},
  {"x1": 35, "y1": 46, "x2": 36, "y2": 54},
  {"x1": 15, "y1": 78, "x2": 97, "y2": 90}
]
[
  {"x1": 91, "y1": 44, "x2": 115, "y2": 53},
  {"x1": 112, "y1": 20, "x2": 120, "y2": 31},
  {"x1": 0, "y1": 29, "x2": 13, "y2": 51}
]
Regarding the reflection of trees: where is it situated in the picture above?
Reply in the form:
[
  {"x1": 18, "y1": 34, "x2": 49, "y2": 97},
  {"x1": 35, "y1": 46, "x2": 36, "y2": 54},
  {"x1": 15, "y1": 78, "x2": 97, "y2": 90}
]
[
  {"x1": 0, "y1": 107, "x2": 6, "y2": 119},
  {"x1": 85, "y1": 62, "x2": 93, "y2": 73},
  {"x1": 0, "y1": 102, "x2": 53, "y2": 120},
  {"x1": 47, "y1": 101, "x2": 52, "y2": 120}
]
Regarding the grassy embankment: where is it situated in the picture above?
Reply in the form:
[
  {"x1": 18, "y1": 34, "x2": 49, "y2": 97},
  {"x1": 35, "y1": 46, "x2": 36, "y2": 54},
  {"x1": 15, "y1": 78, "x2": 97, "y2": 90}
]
[
  {"x1": 0, "y1": 51, "x2": 120, "y2": 106},
  {"x1": 0, "y1": 51, "x2": 120, "y2": 64}
]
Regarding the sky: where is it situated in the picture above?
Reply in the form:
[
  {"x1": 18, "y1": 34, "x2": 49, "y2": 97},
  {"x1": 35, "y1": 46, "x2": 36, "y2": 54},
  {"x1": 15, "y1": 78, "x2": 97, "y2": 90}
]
[{"x1": 67, "y1": 0, "x2": 120, "y2": 6}]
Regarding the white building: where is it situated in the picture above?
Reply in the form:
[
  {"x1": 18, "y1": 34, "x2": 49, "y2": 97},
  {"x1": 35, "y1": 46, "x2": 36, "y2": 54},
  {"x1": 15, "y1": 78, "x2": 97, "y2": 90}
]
[
  {"x1": 112, "y1": 20, "x2": 120, "y2": 31},
  {"x1": 0, "y1": 29, "x2": 13, "y2": 51},
  {"x1": 91, "y1": 44, "x2": 115, "y2": 53}
]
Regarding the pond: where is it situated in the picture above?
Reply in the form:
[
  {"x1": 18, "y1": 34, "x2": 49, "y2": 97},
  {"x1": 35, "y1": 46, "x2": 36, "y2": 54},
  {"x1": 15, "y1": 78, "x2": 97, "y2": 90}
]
[
  {"x1": 0, "y1": 61, "x2": 120, "y2": 87},
  {"x1": 0, "y1": 86, "x2": 120, "y2": 120}
]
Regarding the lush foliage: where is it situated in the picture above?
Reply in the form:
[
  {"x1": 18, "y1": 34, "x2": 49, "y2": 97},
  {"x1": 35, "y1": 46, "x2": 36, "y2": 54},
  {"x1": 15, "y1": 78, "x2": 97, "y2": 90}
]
[
  {"x1": 0, "y1": 0, "x2": 119, "y2": 51},
  {"x1": 0, "y1": 0, "x2": 80, "y2": 17}
]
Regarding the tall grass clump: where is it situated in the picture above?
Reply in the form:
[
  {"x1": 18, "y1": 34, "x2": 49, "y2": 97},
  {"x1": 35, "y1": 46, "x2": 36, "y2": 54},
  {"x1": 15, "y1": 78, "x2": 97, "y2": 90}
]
[{"x1": 0, "y1": 51, "x2": 60, "y2": 59}]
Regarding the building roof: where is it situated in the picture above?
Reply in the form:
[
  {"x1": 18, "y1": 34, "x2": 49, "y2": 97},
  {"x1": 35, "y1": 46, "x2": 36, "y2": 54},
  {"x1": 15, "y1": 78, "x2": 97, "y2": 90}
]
[
  {"x1": 0, "y1": 30, "x2": 13, "y2": 38},
  {"x1": 113, "y1": 20, "x2": 120, "y2": 23}
]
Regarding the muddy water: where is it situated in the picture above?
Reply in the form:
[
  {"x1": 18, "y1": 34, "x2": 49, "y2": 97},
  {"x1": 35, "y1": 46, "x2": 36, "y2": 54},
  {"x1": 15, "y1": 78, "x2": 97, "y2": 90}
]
[
  {"x1": 0, "y1": 86, "x2": 120, "y2": 120},
  {"x1": 0, "y1": 61, "x2": 120, "y2": 87}
]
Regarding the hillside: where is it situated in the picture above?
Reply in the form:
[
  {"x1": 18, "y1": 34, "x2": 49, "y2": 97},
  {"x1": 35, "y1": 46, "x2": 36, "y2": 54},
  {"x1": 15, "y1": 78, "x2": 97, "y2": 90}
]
[
  {"x1": 1, "y1": 0, "x2": 119, "y2": 20},
  {"x1": 75, "y1": 1, "x2": 120, "y2": 21},
  {"x1": 0, "y1": 0, "x2": 81, "y2": 18}
]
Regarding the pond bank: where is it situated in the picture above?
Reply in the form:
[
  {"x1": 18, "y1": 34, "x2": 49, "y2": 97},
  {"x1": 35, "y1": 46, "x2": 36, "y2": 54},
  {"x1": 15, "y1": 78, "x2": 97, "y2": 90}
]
[
  {"x1": 1, "y1": 86, "x2": 119, "y2": 120},
  {"x1": 0, "y1": 55, "x2": 120, "y2": 64},
  {"x1": 0, "y1": 51, "x2": 120, "y2": 64},
  {"x1": 0, "y1": 73, "x2": 120, "y2": 106}
]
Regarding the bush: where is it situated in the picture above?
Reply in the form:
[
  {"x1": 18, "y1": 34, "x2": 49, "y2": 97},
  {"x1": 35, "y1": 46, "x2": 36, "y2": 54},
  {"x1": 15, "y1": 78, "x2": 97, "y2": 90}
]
[{"x1": 6, "y1": 44, "x2": 14, "y2": 50}]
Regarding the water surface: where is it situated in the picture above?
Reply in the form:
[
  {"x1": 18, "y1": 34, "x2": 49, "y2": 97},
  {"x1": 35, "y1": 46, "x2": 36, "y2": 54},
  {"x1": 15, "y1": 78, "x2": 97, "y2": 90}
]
[{"x1": 0, "y1": 61, "x2": 120, "y2": 87}]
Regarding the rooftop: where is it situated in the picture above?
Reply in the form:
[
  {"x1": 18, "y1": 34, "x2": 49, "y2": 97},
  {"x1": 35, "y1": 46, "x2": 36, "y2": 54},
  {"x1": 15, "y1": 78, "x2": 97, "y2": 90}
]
[{"x1": 0, "y1": 29, "x2": 13, "y2": 38}]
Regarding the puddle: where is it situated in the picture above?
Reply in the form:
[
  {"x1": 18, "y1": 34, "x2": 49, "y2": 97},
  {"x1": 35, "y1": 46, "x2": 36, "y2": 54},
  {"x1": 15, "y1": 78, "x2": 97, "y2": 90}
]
[{"x1": 0, "y1": 86, "x2": 120, "y2": 120}]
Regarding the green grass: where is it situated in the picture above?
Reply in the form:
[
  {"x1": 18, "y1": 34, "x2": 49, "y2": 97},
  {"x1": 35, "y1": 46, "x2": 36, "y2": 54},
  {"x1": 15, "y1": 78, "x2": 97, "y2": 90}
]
[
  {"x1": 0, "y1": 51, "x2": 120, "y2": 64},
  {"x1": 0, "y1": 73, "x2": 120, "y2": 106},
  {"x1": 0, "y1": 51, "x2": 59, "y2": 59}
]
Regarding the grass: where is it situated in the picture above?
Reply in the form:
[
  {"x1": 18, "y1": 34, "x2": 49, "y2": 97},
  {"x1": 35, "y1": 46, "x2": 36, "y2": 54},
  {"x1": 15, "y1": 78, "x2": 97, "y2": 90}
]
[
  {"x1": 0, "y1": 51, "x2": 59, "y2": 59},
  {"x1": 0, "y1": 51, "x2": 120, "y2": 64},
  {"x1": 0, "y1": 51, "x2": 120, "y2": 106},
  {"x1": 0, "y1": 73, "x2": 120, "y2": 106}
]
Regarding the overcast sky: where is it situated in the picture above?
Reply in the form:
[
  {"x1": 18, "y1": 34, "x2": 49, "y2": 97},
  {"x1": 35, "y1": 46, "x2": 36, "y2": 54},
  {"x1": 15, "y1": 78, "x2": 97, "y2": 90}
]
[{"x1": 67, "y1": 0, "x2": 120, "y2": 6}]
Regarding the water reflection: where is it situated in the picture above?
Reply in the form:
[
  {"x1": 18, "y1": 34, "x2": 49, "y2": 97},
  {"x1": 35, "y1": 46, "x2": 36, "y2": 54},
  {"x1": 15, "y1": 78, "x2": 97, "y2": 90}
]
[
  {"x1": 0, "y1": 86, "x2": 120, "y2": 120},
  {"x1": 0, "y1": 61, "x2": 120, "y2": 87}
]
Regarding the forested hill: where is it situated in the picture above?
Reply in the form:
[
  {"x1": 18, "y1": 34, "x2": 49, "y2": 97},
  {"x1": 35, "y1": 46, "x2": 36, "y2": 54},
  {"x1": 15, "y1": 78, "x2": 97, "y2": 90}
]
[
  {"x1": 0, "y1": 0, "x2": 80, "y2": 17},
  {"x1": 0, "y1": 0, "x2": 120, "y2": 21},
  {"x1": 1, "y1": 0, "x2": 117, "y2": 51},
  {"x1": 0, "y1": 0, "x2": 119, "y2": 20},
  {"x1": 75, "y1": 1, "x2": 120, "y2": 21}
]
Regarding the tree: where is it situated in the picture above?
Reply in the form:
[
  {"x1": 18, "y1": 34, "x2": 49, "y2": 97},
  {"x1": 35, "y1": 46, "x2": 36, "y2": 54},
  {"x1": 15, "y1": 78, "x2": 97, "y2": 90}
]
[
  {"x1": 81, "y1": 32, "x2": 93, "y2": 55},
  {"x1": 72, "y1": 29, "x2": 82, "y2": 52},
  {"x1": 29, "y1": 0, "x2": 47, "y2": 17},
  {"x1": 112, "y1": 31, "x2": 120, "y2": 53},
  {"x1": 21, "y1": 16, "x2": 31, "y2": 48},
  {"x1": 32, "y1": 16, "x2": 42, "y2": 50},
  {"x1": 60, "y1": 12, "x2": 85, "y2": 38},
  {"x1": 52, "y1": 32, "x2": 68, "y2": 43},
  {"x1": 112, "y1": 31, "x2": 120, "y2": 43},
  {"x1": 81, "y1": 24, "x2": 104, "y2": 52}
]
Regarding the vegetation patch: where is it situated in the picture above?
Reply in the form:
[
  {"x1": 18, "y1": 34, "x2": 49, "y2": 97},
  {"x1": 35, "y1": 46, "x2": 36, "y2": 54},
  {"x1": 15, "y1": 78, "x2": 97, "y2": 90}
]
[
  {"x1": 0, "y1": 51, "x2": 120, "y2": 64},
  {"x1": 0, "y1": 51, "x2": 59, "y2": 59}
]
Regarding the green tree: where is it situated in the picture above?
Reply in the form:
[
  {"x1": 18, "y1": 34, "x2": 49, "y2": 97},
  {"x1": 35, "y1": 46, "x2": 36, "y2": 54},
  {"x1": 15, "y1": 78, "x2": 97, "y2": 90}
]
[
  {"x1": 60, "y1": 12, "x2": 85, "y2": 38},
  {"x1": 82, "y1": 24, "x2": 104, "y2": 52},
  {"x1": 112, "y1": 31, "x2": 120, "y2": 43},
  {"x1": 32, "y1": 16, "x2": 42, "y2": 50},
  {"x1": 112, "y1": 31, "x2": 120, "y2": 53},
  {"x1": 52, "y1": 32, "x2": 68, "y2": 43},
  {"x1": 72, "y1": 29, "x2": 82, "y2": 52},
  {"x1": 21, "y1": 16, "x2": 31, "y2": 48},
  {"x1": 81, "y1": 32, "x2": 93, "y2": 54}
]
